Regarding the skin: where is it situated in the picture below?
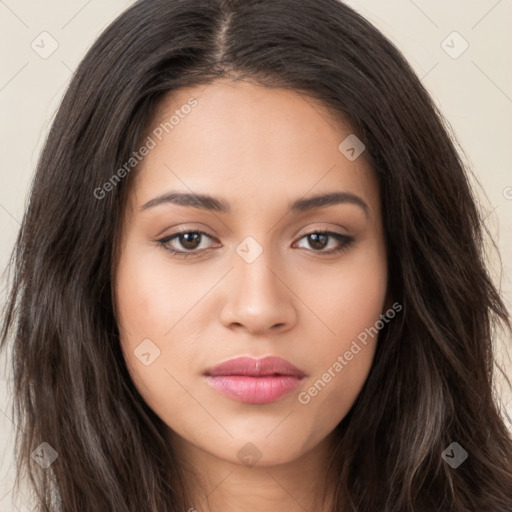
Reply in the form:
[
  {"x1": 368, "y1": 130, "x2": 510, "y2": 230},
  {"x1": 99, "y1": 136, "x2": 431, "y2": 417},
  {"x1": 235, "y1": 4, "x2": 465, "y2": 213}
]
[{"x1": 114, "y1": 78, "x2": 388, "y2": 512}]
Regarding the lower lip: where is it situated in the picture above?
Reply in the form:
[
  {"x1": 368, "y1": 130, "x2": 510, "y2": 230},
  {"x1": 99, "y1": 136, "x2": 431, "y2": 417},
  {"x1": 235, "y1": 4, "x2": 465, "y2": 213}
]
[{"x1": 205, "y1": 375, "x2": 303, "y2": 404}]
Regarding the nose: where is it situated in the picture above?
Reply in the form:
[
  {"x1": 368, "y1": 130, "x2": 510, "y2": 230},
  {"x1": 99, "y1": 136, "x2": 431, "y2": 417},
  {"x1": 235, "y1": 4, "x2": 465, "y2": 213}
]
[{"x1": 219, "y1": 250, "x2": 298, "y2": 335}]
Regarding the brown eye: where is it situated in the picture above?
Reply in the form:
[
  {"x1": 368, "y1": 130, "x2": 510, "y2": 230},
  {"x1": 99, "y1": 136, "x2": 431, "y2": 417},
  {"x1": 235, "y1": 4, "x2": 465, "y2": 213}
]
[
  {"x1": 295, "y1": 231, "x2": 354, "y2": 254},
  {"x1": 157, "y1": 231, "x2": 218, "y2": 257},
  {"x1": 307, "y1": 233, "x2": 329, "y2": 250},
  {"x1": 177, "y1": 232, "x2": 202, "y2": 250}
]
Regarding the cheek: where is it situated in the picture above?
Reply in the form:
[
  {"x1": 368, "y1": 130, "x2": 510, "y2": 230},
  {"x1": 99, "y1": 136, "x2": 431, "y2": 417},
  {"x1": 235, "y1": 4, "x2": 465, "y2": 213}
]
[
  {"x1": 301, "y1": 239, "x2": 387, "y2": 350},
  {"x1": 296, "y1": 239, "x2": 387, "y2": 407},
  {"x1": 115, "y1": 239, "x2": 209, "y2": 340},
  {"x1": 114, "y1": 241, "x2": 213, "y2": 417}
]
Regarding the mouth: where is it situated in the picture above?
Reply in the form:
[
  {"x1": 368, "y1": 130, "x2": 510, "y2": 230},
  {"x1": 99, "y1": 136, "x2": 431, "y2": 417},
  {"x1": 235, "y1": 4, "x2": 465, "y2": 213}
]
[{"x1": 204, "y1": 356, "x2": 306, "y2": 404}]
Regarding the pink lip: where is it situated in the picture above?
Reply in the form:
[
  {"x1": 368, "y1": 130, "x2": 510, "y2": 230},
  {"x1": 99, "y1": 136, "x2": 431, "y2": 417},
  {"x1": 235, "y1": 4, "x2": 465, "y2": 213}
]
[{"x1": 204, "y1": 356, "x2": 306, "y2": 404}]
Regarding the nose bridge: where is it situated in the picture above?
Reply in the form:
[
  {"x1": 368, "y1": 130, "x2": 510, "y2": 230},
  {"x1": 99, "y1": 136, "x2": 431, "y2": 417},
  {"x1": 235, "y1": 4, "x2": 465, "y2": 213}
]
[
  {"x1": 219, "y1": 235, "x2": 296, "y2": 333},
  {"x1": 235, "y1": 236, "x2": 283, "y2": 305}
]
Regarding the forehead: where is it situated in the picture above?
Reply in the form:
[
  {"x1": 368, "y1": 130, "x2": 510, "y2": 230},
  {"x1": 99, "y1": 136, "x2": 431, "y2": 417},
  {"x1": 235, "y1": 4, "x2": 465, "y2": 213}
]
[{"x1": 127, "y1": 79, "x2": 378, "y2": 214}]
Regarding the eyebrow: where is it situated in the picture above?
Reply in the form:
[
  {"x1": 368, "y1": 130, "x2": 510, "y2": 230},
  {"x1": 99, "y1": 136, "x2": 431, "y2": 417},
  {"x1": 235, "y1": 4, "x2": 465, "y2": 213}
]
[{"x1": 140, "y1": 190, "x2": 369, "y2": 216}]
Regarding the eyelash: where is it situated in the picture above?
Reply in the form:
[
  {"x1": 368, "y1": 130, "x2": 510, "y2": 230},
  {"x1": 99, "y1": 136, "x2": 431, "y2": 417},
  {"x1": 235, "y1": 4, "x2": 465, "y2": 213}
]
[{"x1": 156, "y1": 229, "x2": 355, "y2": 259}]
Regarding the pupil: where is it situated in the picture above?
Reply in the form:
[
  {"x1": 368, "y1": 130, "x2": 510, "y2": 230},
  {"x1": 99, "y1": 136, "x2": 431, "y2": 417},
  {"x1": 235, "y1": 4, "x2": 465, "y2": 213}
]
[
  {"x1": 180, "y1": 232, "x2": 200, "y2": 249},
  {"x1": 309, "y1": 233, "x2": 327, "y2": 250}
]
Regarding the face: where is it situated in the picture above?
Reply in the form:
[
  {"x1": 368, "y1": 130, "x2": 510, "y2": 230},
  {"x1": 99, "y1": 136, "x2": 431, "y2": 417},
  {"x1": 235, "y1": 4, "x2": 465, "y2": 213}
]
[{"x1": 114, "y1": 79, "x2": 388, "y2": 468}]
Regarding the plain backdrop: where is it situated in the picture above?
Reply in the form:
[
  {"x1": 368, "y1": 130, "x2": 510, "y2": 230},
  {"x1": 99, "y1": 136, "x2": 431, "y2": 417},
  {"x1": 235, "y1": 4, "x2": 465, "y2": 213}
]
[{"x1": 1, "y1": 1, "x2": 511, "y2": 510}]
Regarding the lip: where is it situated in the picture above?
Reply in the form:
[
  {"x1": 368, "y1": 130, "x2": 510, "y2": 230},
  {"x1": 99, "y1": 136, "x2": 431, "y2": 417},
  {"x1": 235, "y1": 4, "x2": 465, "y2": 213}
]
[{"x1": 204, "y1": 356, "x2": 306, "y2": 404}]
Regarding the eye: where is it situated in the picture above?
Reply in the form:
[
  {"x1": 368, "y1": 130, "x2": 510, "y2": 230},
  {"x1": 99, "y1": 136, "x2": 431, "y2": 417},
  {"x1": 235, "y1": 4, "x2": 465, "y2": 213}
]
[
  {"x1": 156, "y1": 230, "x2": 218, "y2": 258},
  {"x1": 294, "y1": 231, "x2": 354, "y2": 254}
]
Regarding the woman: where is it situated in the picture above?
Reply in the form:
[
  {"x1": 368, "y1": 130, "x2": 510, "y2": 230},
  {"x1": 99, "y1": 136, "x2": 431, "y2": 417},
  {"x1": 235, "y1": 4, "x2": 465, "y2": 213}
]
[{"x1": 1, "y1": 0, "x2": 511, "y2": 510}]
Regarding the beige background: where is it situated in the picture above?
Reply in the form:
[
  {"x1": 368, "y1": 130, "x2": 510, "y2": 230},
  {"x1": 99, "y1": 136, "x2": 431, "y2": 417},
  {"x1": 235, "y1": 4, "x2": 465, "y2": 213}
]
[{"x1": 1, "y1": 0, "x2": 511, "y2": 509}]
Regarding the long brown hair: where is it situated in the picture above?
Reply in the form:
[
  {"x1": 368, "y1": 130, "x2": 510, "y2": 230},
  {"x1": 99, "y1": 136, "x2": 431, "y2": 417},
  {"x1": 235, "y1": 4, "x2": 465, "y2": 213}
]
[{"x1": 1, "y1": 0, "x2": 511, "y2": 510}]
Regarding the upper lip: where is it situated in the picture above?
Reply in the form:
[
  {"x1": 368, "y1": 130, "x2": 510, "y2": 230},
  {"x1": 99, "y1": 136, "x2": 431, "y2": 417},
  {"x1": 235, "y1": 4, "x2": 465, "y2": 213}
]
[{"x1": 204, "y1": 356, "x2": 306, "y2": 378}]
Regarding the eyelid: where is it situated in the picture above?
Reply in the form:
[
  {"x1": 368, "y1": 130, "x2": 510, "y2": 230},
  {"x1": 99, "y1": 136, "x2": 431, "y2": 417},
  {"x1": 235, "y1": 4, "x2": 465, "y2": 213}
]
[{"x1": 292, "y1": 222, "x2": 349, "y2": 237}]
